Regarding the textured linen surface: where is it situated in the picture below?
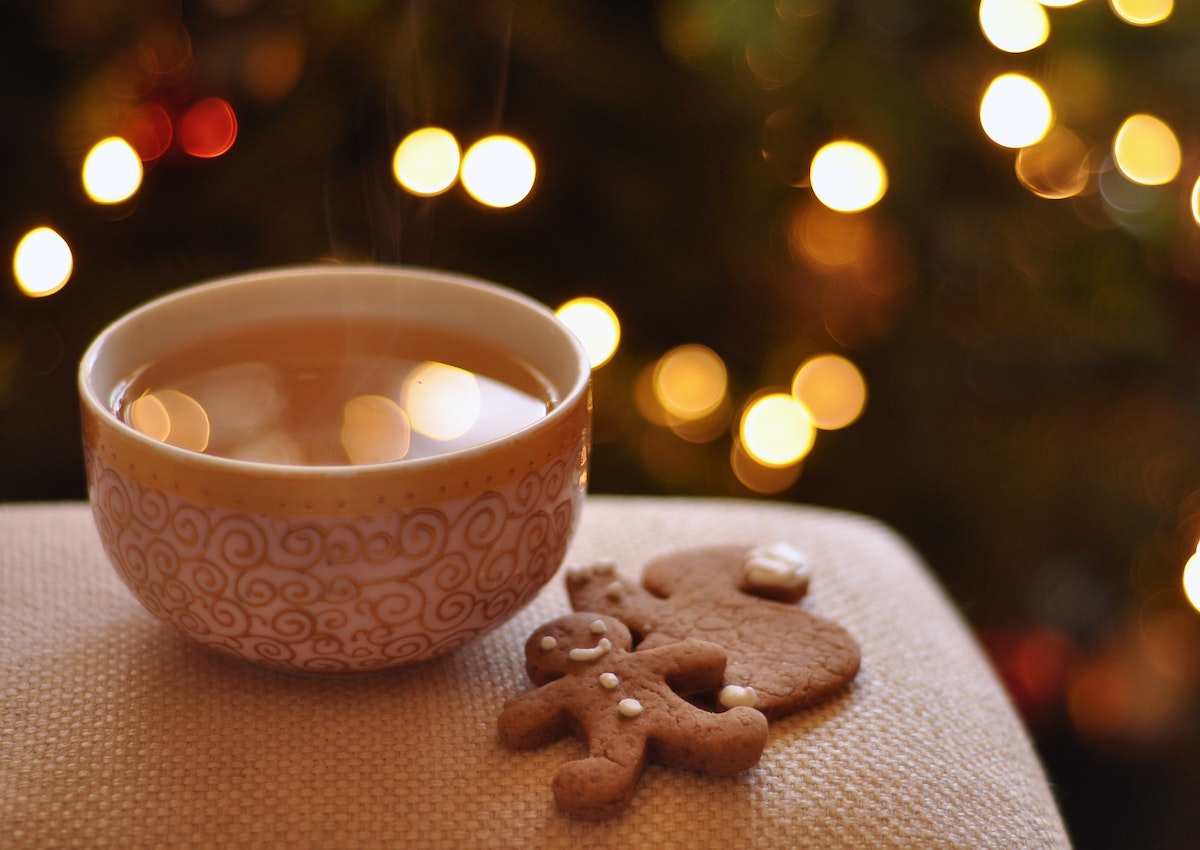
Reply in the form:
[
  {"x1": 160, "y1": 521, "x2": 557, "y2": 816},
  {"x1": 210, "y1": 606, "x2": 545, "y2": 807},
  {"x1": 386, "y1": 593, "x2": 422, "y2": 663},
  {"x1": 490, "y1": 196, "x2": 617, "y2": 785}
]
[{"x1": 0, "y1": 498, "x2": 1071, "y2": 850}]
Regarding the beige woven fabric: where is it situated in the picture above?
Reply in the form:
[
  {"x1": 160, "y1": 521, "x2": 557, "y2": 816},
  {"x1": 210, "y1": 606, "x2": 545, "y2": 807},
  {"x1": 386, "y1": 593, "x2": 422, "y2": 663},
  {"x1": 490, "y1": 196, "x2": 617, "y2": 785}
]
[{"x1": 1, "y1": 498, "x2": 1070, "y2": 849}]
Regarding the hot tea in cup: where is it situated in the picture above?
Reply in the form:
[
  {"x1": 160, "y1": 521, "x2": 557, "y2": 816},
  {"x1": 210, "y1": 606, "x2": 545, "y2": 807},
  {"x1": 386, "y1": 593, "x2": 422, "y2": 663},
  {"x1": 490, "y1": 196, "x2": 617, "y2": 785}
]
[{"x1": 79, "y1": 264, "x2": 592, "y2": 674}]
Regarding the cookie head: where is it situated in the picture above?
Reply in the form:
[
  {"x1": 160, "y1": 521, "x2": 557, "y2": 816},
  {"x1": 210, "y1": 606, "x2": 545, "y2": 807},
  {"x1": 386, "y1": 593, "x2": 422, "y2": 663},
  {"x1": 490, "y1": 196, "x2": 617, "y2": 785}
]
[{"x1": 523, "y1": 613, "x2": 634, "y2": 686}]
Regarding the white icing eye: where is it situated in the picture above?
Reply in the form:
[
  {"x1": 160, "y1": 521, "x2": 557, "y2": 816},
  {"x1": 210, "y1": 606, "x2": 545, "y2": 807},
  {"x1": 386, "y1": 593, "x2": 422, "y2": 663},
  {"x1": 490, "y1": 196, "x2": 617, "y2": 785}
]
[
  {"x1": 589, "y1": 618, "x2": 608, "y2": 634},
  {"x1": 599, "y1": 672, "x2": 619, "y2": 689},
  {"x1": 719, "y1": 685, "x2": 758, "y2": 709},
  {"x1": 539, "y1": 635, "x2": 558, "y2": 651},
  {"x1": 617, "y1": 698, "x2": 643, "y2": 718}
]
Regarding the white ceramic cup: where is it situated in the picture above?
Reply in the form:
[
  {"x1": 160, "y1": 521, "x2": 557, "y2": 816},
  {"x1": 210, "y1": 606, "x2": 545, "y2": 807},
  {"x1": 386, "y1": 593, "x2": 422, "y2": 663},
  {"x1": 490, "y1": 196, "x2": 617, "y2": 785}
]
[{"x1": 79, "y1": 264, "x2": 592, "y2": 674}]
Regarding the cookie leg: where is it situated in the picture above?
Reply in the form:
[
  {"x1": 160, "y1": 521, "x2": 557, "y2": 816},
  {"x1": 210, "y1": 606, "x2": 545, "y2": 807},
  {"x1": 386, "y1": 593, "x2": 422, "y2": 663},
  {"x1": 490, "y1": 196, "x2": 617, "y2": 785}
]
[
  {"x1": 551, "y1": 754, "x2": 644, "y2": 820},
  {"x1": 650, "y1": 705, "x2": 768, "y2": 776}
]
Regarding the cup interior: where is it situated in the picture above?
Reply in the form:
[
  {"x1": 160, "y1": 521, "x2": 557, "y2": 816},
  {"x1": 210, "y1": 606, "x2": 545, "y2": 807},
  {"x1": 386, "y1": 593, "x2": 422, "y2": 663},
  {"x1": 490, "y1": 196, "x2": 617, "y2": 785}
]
[{"x1": 79, "y1": 264, "x2": 589, "y2": 469}]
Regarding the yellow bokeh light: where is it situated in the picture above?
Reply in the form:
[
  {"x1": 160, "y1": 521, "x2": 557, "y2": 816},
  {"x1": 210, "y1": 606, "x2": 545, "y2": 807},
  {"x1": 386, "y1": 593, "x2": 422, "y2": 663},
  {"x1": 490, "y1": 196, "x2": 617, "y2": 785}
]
[
  {"x1": 341, "y1": 394, "x2": 412, "y2": 464},
  {"x1": 82, "y1": 137, "x2": 143, "y2": 204},
  {"x1": 1191, "y1": 176, "x2": 1200, "y2": 227},
  {"x1": 1037, "y1": 0, "x2": 1084, "y2": 6},
  {"x1": 555, "y1": 297, "x2": 620, "y2": 369},
  {"x1": 1015, "y1": 125, "x2": 1091, "y2": 200},
  {"x1": 980, "y1": 74, "x2": 1053, "y2": 149},
  {"x1": 791, "y1": 354, "x2": 866, "y2": 430},
  {"x1": 809, "y1": 141, "x2": 887, "y2": 213},
  {"x1": 1184, "y1": 549, "x2": 1200, "y2": 615},
  {"x1": 13, "y1": 227, "x2": 73, "y2": 297},
  {"x1": 392, "y1": 127, "x2": 461, "y2": 197},
  {"x1": 1110, "y1": 0, "x2": 1173, "y2": 26},
  {"x1": 739, "y1": 392, "x2": 816, "y2": 467},
  {"x1": 653, "y1": 344, "x2": 728, "y2": 421},
  {"x1": 460, "y1": 135, "x2": 536, "y2": 208},
  {"x1": 731, "y1": 440, "x2": 802, "y2": 494},
  {"x1": 1112, "y1": 114, "x2": 1180, "y2": 186},
  {"x1": 979, "y1": 0, "x2": 1050, "y2": 53},
  {"x1": 402, "y1": 362, "x2": 482, "y2": 441}
]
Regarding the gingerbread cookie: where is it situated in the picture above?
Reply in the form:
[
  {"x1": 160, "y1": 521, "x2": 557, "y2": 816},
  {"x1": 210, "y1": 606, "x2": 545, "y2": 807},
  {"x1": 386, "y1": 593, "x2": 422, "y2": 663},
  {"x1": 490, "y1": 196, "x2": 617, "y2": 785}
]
[
  {"x1": 497, "y1": 613, "x2": 768, "y2": 820},
  {"x1": 566, "y1": 543, "x2": 860, "y2": 721}
]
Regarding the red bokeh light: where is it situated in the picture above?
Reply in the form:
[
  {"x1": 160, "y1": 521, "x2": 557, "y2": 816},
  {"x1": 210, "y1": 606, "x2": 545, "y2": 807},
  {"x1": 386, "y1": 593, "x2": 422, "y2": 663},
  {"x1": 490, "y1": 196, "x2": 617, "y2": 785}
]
[
  {"x1": 177, "y1": 97, "x2": 237, "y2": 159},
  {"x1": 120, "y1": 102, "x2": 173, "y2": 162}
]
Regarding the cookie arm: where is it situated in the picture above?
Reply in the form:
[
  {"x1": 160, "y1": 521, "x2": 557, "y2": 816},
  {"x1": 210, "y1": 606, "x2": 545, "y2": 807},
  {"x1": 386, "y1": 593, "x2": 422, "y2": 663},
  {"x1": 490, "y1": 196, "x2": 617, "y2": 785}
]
[
  {"x1": 566, "y1": 567, "x2": 662, "y2": 637},
  {"x1": 497, "y1": 686, "x2": 575, "y2": 750},
  {"x1": 643, "y1": 639, "x2": 728, "y2": 696}
]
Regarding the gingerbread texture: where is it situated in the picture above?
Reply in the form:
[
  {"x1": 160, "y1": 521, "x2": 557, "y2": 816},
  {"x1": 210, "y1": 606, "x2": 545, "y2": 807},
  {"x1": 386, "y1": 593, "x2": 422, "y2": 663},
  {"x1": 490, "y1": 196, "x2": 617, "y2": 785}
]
[
  {"x1": 566, "y1": 543, "x2": 861, "y2": 721},
  {"x1": 497, "y1": 613, "x2": 768, "y2": 820}
]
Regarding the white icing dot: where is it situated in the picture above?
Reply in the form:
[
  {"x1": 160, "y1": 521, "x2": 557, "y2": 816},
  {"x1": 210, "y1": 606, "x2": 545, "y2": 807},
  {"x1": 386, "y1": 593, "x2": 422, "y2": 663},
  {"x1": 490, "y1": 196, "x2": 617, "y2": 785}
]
[
  {"x1": 599, "y1": 672, "x2": 619, "y2": 689},
  {"x1": 618, "y1": 698, "x2": 643, "y2": 718},
  {"x1": 604, "y1": 581, "x2": 625, "y2": 602},
  {"x1": 744, "y1": 542, "x2": 810, "y2": 592},
  {"x1": 539, "y1": 635, "x2": 557, "y2": 651},
  {"x1": 719, "y1": 685, "x2": 758, "y2": 709},
  {"x1": 589, "y1": 618, "x2": 608, "y2": 635},
  {"x1": 568, "y1": 637, "x2": 612, "y2": 662}
]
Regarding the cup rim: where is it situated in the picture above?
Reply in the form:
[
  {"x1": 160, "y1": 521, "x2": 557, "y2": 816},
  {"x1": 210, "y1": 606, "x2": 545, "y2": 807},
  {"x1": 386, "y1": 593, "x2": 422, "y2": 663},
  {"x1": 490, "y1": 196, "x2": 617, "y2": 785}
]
[{"x1": 78, "y1": 262, "x2": 591, "y2": 479}]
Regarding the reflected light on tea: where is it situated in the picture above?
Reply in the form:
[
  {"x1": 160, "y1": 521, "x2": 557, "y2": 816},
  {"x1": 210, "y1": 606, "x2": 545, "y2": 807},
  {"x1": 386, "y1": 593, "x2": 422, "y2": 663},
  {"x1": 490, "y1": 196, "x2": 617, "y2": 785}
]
[
  {"x1": 402, "y1": 362, "x2": 482, "y2": 441},
  {"x1": 809, "y1": 141, "x2": 887, "y2": 212},
  {"x1": 980, "y1": 74, "x2": 1053, "y2": 149},
  {"x1": 129, "y1": 389, "x2": 211, "y2": 452},
  {"x1": 1112, "y1": 114, "x2": 1180, "y2": 186},
  {"x1": 555, "y1": 297, "x2": 620, "y2": 368},
  {"x1": 791, "y1": 354, "x2": 866, "y2": 430},
  {"x1": 341, "y1": 394, "x2": 412, "y2": 464},
  {"x1": 13, "y1": 227, "x2": 73, "y2": 297},
  {"x1": 1110, "y1": 0, "x2": 1173, "y2": 26},
  {"x1": 83, "y1": 137, "x2": 143, "y2": 204},
  {"x1": 739, "y1": 392, "x2": 815, "y2": 467},
  {"x1": 460, "y1": 135, "x2": 536, "y2": 208},
  {"x1": 393, "y1": 127, "x2": 461, "y2": 196},
  {"x1": 654, "y1": 344, "x2": 728, "y2": 421},
  {"x1": 978, "y1": 0, "x2": 1049, "y2": 53}
]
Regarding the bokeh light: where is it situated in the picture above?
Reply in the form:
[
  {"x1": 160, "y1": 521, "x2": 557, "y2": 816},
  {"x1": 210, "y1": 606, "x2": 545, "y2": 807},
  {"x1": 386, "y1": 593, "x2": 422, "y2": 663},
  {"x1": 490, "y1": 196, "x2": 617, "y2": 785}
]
[
  {"x1": 739, "y1": 392, "x2": 816, "y2": 467},
  {"x1": 653, "y1": 344, "x2": 728, "y2": 421},
  {"x1": 82, "y1": 137, "x2": 143, "y2": 204},
  {"x1": 178, "y1": 97, "x2": 238, "y2": 158},
  {"x1": 1110, "y1": 0, "x2": 1174, "y2": 26},
  {"x1": 555, "y1": 297, "x2": 620, "y2": 368},
  {"x1": 119, "y1": 102, "x2": 173, "y2": 161},
  {"x1": 731, "y1": 439, "x2": 803, "y2": 494},
  {"x1": 979, "y1": 0, "x2": 1050, "y2": 54},
  {"x1": 980, "y1": 73, "x2": 1053, "y2": 148},
  {"x1": 392, "y1": 127, "x2": 461, "y2": 196},
  {"x1": 128, "y1": 389, "x2": 211, "y2": 453},
  {"x1": 401, "y1": 362, "x2": 482, "y2": 441},
  {"x1": 791, "y1": 354, "x2": 867, "y2": 429},
  {"x1": 1112, "y1": 114, "x2": 1180, "y2": 186},
  {"x1": 460, "y1": 135, "x2": 536, "y2": 208},
  {"x1": 1191, "y1": 177, "x2": 1200, "y2": 227},
  {"x1": 1015, "y1": 125, "x2": 1091, "y2": 199},
  {"x1": 809, "y1": 141, "x2": 887, "y2": 212},
  {"x1": 12, "y1": 227, "x2": 73, "y2": 297},
  {"x1": 1184, "y1": 548, "x2": 1200, "y2": 614}
]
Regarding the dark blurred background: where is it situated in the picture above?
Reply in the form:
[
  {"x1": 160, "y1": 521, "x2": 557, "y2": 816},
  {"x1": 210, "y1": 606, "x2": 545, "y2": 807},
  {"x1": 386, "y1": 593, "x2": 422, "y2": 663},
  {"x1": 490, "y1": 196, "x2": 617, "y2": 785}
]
[{"x1": 4, "y1": 1, "x2": 1200, "y2": 846}]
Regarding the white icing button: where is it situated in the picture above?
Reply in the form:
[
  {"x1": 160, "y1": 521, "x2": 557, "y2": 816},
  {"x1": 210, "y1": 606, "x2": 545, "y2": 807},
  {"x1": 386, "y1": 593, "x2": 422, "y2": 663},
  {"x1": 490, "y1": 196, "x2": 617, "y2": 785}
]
[
  {"x1": 539, "y1": 635, "x2": 557, "y2": 651},
  {"x1": 719, "y1": 685, "x2": 758, "y2": 709},
  {"x1": 589, "y1": 618, "x2": 608, "y2": 635},
  {"x1": 604, "y1": 581, "x2": 625, "y2": 602},
  {"x1": 744, "y1": 542, "x2": 810, "y2": 591},
  {"x1": 568, "y1": 637, "x2": 612, "y2": 662},
  {"x1": 599, "y1": 672, "x2": 619, "y2": 689},
  {"x1": 617, "y1": 698, "x2": 643, "y2": 718}
]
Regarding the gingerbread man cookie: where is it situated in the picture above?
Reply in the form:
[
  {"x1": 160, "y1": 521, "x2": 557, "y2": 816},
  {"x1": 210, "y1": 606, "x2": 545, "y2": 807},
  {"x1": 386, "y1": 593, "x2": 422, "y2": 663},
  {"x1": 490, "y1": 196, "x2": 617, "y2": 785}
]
[
  {"x1": 566, "y1": 543, "x2": 860, "y2": 721},
  {"x1": 497, "y1": 613, "x2": 768, "y2": 820}
]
